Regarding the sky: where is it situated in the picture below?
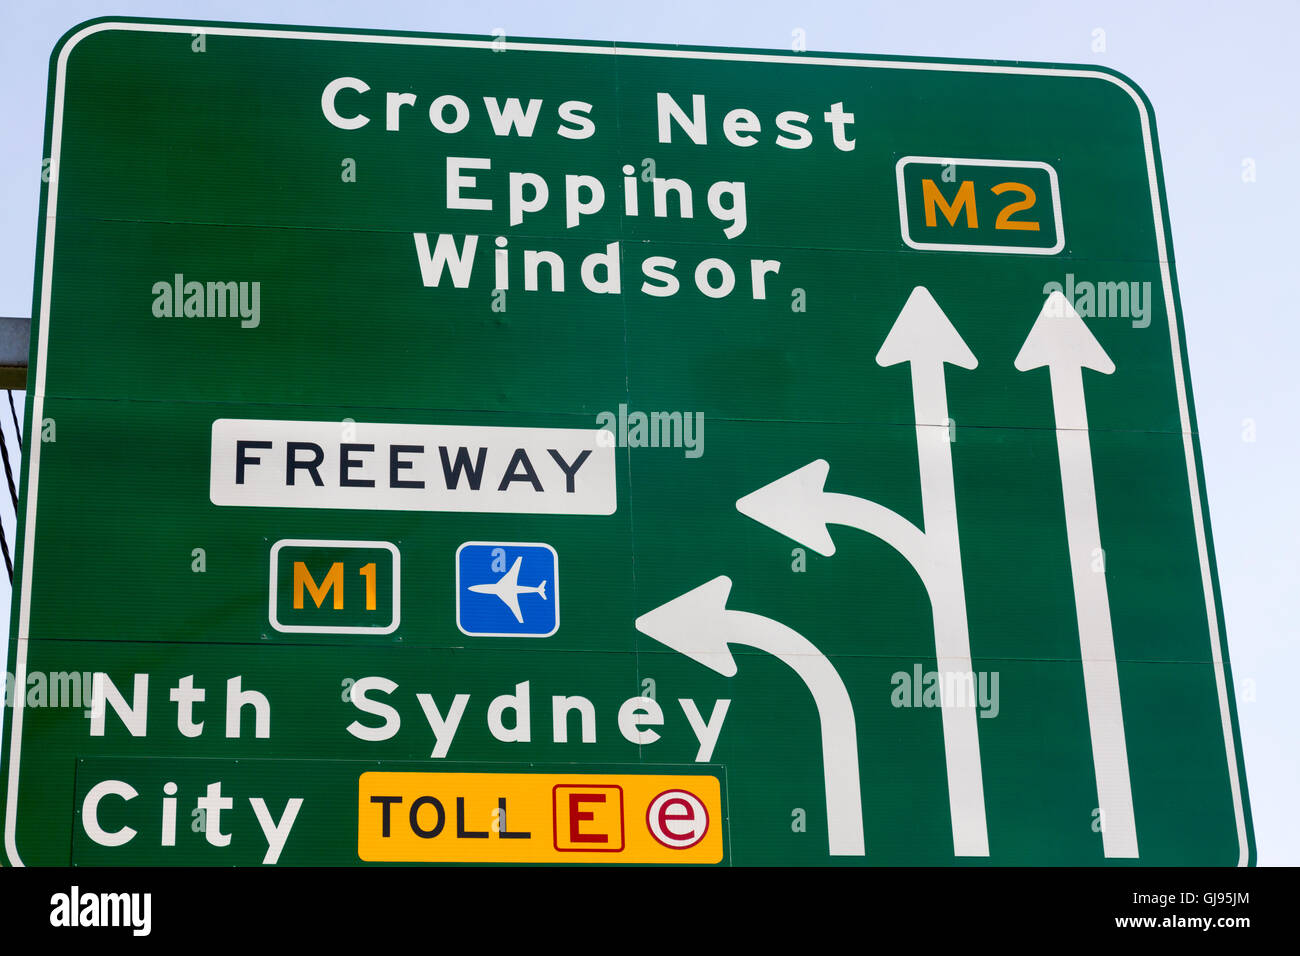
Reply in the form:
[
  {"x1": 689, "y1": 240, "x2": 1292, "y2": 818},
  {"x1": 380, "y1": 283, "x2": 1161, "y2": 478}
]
[{"x1": 0, "y1": 0, "x2": 1296, "y2": 865}]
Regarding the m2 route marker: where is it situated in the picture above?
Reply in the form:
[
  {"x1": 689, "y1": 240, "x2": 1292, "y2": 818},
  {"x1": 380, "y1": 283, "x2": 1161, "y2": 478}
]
[{"x1": 0, "y1": 18, "x2": 1252, "y2": 866}]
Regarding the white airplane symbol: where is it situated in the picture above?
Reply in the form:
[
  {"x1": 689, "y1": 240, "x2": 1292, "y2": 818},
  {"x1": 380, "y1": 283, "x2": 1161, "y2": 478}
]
[{"x1": 467, "y1": 556, "x2": 548, "y2": 623}]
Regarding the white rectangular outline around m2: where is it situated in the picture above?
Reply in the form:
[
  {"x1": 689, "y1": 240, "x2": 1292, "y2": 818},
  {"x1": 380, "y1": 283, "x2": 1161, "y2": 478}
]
[
  {"x1": 3, "y1": 20, "x2": 1250, "y2": 866},
  {"x1": 269, "y1": 539, "x2": 400, "y2": 635},
  {"x1": 895, "y1": 156, "x2": 1066, "y2": 255}
]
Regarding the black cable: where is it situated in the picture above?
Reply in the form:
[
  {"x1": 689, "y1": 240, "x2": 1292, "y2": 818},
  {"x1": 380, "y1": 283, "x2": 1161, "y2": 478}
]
[
  {"x1": 0, "y1": 502, "x2": 11, "y2": 583},
  {"x1": 6, "y1": 390, "x2": 20, "y2": 452},
  {"x1": 0, "y1": 413, "x2": 18, "y2": 516},
  {"x1": 0, "y1": 415, "x2": 12, "y2": 580}
]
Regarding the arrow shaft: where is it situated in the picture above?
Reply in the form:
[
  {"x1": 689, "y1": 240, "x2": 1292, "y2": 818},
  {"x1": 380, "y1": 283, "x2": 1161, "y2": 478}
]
[
  {"x1": 910, "y1": 363, "x2": 990, "y2": 858},
  {"x1": 731, "y1": 610, "x2": 865, "y2": 856},
  {"x1": 823, "y1": 482, "x2": 988, "y2": 855},
  {"x1": 910, "y1": 362, "x2": 961, "y2": 558},
  {"x1": 930, "y1": 604, "x2": 989, "y2": 857},
  {"x1": 1052, "y1": 371, "x2": 1138, "y2": 858},
  {"x1": 909, "y1": 361, "x2": 952, "y2": 429},
  {"x1": 824, "y1": 492, "x2": 928, "y2": 574}
]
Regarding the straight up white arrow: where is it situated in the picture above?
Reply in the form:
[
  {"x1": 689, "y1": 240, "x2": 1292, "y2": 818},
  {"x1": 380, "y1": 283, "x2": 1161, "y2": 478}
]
[
  {"x1": 875, "y1": 287, "x2": 988, "y2": 858},
  {"x1": 635, "y1": 576, "x2": 865, "y2": 857},
  {"x1": 737, "y1": 286, "x2": 990, "y2": 858},
  {"x1": 1015, "y1": 290, "x2": 1138, "y2": 859}
]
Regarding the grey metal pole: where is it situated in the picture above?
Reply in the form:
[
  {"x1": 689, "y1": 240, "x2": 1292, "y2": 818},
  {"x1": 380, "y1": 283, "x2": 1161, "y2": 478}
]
[{"x1": 0, "y1": 316, "x2": 30, "y2": 389}]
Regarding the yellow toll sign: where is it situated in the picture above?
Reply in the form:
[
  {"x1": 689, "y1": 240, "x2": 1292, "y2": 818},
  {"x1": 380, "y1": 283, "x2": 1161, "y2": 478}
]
[{"x1": 358, "y1": 772, "x2": 723, "y2": 863}]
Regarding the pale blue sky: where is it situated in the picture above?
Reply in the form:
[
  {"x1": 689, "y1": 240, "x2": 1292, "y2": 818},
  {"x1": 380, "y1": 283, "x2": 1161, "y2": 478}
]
[{"x1": 0, "y1": 0, "x2": 1295, "y2": 865}]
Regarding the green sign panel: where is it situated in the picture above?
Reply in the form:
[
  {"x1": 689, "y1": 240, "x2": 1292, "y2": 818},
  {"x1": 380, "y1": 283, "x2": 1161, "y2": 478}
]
[{"x1": 2, "y1": 18, "x2": 1253, "y2": 866}]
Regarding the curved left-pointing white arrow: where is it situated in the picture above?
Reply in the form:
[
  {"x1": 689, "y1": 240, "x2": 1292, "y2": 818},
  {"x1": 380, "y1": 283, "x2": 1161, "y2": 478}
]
[
  {"x1": 733, "y1": 288, "x2": 989, "y2": 860},
  {"x1": 635, "y1": 576, "x2": 865, "y2": 857},
  {"x1": 736, "y1": 459, "x2": 931, "y2": 574}
]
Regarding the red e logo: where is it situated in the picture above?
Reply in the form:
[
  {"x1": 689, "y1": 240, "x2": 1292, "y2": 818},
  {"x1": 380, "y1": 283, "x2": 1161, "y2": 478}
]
[{"x1": 646, "y1": 789, "x2": 709, "y2": 849}]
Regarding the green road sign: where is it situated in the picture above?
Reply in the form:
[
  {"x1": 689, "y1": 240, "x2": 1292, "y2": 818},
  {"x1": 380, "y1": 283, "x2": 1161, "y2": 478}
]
[{"x1": 1, "y1": 17, "x2": 1253, "y2": 866}]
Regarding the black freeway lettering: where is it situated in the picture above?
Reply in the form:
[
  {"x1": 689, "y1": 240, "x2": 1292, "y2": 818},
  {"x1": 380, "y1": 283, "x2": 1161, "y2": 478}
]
[{"x1": 234, "y1": 440, "x2": 592, "y2": 492}]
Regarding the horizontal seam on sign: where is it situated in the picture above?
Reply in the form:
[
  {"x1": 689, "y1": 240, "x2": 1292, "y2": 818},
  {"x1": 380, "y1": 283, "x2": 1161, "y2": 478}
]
[
  {"x1": 43, "y1": 214, "x2": 1176, "y2": 266},
  {"x1": 27, "y1": 636, "x2": 1227, "y2": 665},
  {"x1": 23, "y1": 396, "x2": 1202, "y2": 437}
]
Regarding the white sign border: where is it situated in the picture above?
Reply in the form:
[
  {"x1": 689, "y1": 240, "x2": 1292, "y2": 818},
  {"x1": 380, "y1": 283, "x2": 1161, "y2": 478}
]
[
  {"x1": 268, "y1": 539, "x2": 401, "y2": 635},
  {"x1": 2, "y1": 20, "x2": 1249, "y2": 867},
  {"x1": 895, "y1": 156, "x2": 1066, "y2": 255}
]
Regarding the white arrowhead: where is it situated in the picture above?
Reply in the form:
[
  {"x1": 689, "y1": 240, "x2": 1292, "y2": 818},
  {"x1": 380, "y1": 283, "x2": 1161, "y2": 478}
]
[
  {"x1": 1014, "y1": 291, "x2": 1115, "y2": 374},
  {"x1": 636, "y1": 576, "x2": 867, "y2": 855},
  {"x1": 634, "y1": 576, "x2": 739, "y2": 677},
  {"x1": 735, "y1": 460, "x2": 837, "y2": 557},
  {"x1": 876, "y1": 286, "x2": 978, "y2": 370},
  {"x1": 1015, "y1": 292, "x2": 1134, "y2": 856}
]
